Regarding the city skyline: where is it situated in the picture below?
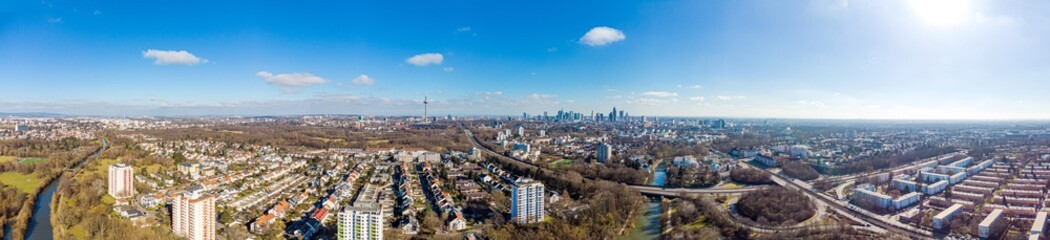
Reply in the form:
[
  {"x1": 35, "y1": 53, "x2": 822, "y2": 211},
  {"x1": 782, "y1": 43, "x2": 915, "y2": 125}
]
[{"x1": 3, "y1": 0, "x2": 1050, "y2": 119}]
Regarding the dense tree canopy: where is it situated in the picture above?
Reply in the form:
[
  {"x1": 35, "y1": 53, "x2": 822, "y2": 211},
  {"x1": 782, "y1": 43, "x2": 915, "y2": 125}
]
[
  {"x1": 737, "y1": 187, "x2": 815, "y2": 226},
  {"x1": 780, "y1": 160, "x2": 820, "y2": 181},
  {"x1": 730, "y1": 168, "x2": 773, "y2": 185}
]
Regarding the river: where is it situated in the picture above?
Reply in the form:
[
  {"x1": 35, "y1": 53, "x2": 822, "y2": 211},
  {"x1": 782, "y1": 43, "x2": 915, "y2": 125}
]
[
  {"x1": 652, "y1": 161, "x2": 667, "y2": 187},
  {"x1": 623, "y1": 199, "x2": 663, "y2": 240},
  {"x1": 22, "y1": 180, "x2": 60, "y2": 240},
  {"x1": 5, "y1": 138, "x2": 107, "y2": 240},
  {"x1": 621, "y1": 162, "x2": 668, "y2": 240}
]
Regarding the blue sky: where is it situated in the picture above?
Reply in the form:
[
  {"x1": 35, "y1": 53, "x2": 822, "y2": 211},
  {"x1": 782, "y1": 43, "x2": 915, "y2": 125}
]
[{"x1": 1, "y1": 0, "x2": 1048, "y2": 119}]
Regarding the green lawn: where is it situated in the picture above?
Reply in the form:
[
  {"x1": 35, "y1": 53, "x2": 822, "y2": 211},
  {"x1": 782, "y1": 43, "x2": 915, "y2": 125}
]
[
  {"x1": 144, "y1": 164, "x2": 165, "y2": 174},
  {"x1": 549, "y1": 159, "x2": 576, "y2": 169},
  {"x1": 68, "y1": 224, "x2": 88, "y2": 239},
  {"x1": 91, "y1": 159, "x2": 118, "y2": 174},
  {"x1": 0, "y1": 155, "x2": 18, "y2": 163},
  {"x1": 0, "y1": 172, "x2": 46, "y2": 194},
  {"x1": 18, "y1": 157, "x2": 46, "y2": 164}
]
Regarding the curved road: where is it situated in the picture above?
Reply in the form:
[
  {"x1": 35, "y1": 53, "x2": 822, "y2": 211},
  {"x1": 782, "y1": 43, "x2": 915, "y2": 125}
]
[
  {"x1": 746, "y1": 162, "x2": 934, "y2": 239},
  {"x1": 464, "y1": 129, "x2": 764, "y2": 196}
]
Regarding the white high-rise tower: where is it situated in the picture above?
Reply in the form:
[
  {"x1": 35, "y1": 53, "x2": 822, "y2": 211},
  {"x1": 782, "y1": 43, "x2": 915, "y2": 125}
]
[
  {"x1": 173, "y1": 187, "x2": 216, "y2": 240},
  {"x1": 108, "y1": 163, "x2": 134, "y2": 198},
  {"x1": 511, "y1": 179, "x2": 545, "y2": 224}
]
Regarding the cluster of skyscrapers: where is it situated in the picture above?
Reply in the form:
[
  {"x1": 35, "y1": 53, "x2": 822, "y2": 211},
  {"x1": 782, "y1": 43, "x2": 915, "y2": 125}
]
[{"x1": 524, "y1": 107, "x2": 640, "y2": 123}]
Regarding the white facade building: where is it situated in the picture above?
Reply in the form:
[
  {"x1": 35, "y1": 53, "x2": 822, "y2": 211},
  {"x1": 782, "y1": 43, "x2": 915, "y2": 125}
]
[
  {"x1": 338, "y1": 202, "x2": 384, "y2": 240},
  {"x1": 108, "y1": 163, "x2": 135, "y2": 198},
  {"x1": 979, "y1": 209, "x2": 1004, "y2": 238},
  {"x1": 933, "y1": 204, "x2": 963, "y2": 230},
  {"x1": 511, "y1": 179, "x2": 545, "y2": 224},
  {"x1": 173, "y1": 188, "x2": 216, "y2": 240}
]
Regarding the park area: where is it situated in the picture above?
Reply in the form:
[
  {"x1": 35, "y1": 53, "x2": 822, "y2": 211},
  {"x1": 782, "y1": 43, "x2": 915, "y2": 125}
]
[
  {"x1": 0, "y1": 155, "x2": 47, "y2": 164},
  {"x1": 0, "y1": 171, "x2": 46, "y2": 193}
]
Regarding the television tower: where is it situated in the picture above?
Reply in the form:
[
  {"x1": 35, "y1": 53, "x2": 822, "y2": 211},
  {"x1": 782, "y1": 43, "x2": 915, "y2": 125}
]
[{"x1": 423, "y1": 96, "x2": 429, "y2": 124}]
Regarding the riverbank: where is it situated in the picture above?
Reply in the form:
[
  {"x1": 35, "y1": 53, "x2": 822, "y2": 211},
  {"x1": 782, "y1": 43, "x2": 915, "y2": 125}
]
[
  {"x1": 5, "y1": 138, "x2": 105, "y2": 240},
  {"x1": 621, "y1": 199, "x2": 663, "y2": 240},
  {"x1": 23, "y1": 179, "x2": 61, "y2": 240},
  {"x1": 3, "y1": 172, "x2": 62, "y2": 240}
]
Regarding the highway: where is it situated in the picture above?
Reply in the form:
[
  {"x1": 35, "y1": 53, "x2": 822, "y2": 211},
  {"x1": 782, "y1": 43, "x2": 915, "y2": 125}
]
[
  {"x1": 463, "y1": 129, "x2": 764, "y2": 197},
  {"x1": 466, "y1": 128, "x2": 933, "y2": 238},
  {"x1": 747, "y1": 162, "x2": 934, "y2": 239}
]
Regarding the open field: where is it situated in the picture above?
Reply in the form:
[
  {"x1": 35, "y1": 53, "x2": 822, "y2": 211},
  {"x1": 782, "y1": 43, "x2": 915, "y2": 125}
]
[
  {"x1": 0, "y1": 155, "x2": 18, "y2": 163},
  {"x1": 0, "y1": 172, "x2": 45, "y2": 193},
  {"x1": 549, "y1": 159, "x2": 576, "y2": 168},
  {"x1": 92, "y1": 159, "x2": 118, "y2": 172},
  {"x1": 18, "y1": 157, "x2": 46, "y2": 164},
  {"x1": 143, "y1": 163, "x2": 165, "y2": 174}
]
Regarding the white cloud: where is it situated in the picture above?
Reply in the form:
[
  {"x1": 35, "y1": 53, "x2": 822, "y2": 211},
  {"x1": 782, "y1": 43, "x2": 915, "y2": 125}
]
[
  {"x1": 547, "y1": 47, "x2": 558, "y2": 52},
  {"x1": 47, "y1": 17, "x2": 62, "y2": 23},
  {"x1": 716, "y1": 95, "x2": 746, "y2": 100},
  {"x1": 405, "y1": 53, "x2": 444, "y2": 66},
  {"x1": 257, "y1": 71, "x2": 329, "y2": 93},
  {"x1": 443, "y1": 67, "x2": 455, "y2": 72},
  {"x1": 579, "y1": 26, "x2": 626, "y2": 46},
  {"x1": 688, "y1": 85, "x2": 703, "y2": 89},
  {"x1": 641, "y1": 91, "x2": 678, "y2": 97},
  {"x1": 635, "y1": 98, "x2": 679, "y2": 105},
  {"x1": 351, "y1": 75, "x2": 375, "y2": 86},
  {"x1": 93, "y1": 10, "x2": 102, "y2": 15},
  {"x1": 456, "y1": 27, "x2": 472, "y2": 32},
  {"x1": 142, "y1": 49, "x2": 207, "y2": 65},
  {"x1": 690, "y1": 96, "x2": 706, "y2": 102}
]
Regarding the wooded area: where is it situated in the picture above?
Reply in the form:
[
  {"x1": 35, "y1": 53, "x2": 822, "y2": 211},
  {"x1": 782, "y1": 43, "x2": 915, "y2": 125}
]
[
  {"x1": 729, "y1": 168, "x2": 773, "y2": 185},
  {"x1": 736, "y1": 187, "x2": 815, "y2": 226},
  {"x1": 0, "y1": 137, "x2": 95, "y2": 240},
  {"x1": 779, "y1": 160, "x2": 820, "y2": 181},
  {"x1": 479, "y1": 155, "x2": 646, "y2": 239},
  {"x1": 661, "y1": 196, "x2": 749, "y2": 240}
]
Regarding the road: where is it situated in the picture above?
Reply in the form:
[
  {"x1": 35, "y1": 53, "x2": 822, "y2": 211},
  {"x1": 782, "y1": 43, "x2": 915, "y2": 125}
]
[
  {"x1": 745, "y1": 161, "x2": 934, "y2": 238},
  {"x1": 466, "y1": 128, "x2": 929, "y2": 237},
  {"x1": 463, "y1": 129, "x2": 764, "y2": 197},
  {"x1": 821, "y1": 151, "x2": 964, "y2": 183}
]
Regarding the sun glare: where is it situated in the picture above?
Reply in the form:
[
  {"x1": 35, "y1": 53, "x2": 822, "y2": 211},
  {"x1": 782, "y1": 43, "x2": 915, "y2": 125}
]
[{"x1": 909, "y1": 0, "x2": 971, "y2": 26}]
